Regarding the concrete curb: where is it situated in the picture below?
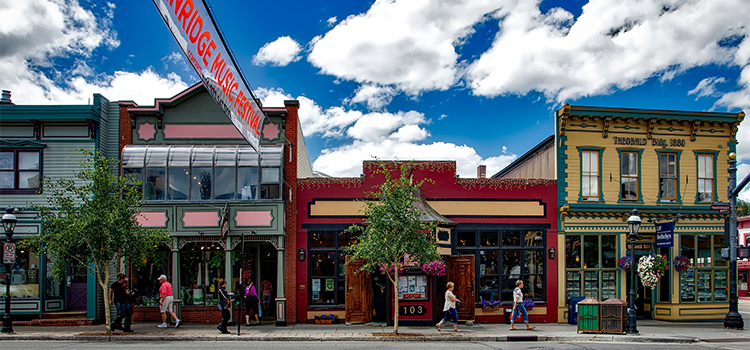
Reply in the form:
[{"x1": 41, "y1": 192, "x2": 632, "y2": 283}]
[{"x1": 0, "y1": 333, "x2": 704, "y2": 343}]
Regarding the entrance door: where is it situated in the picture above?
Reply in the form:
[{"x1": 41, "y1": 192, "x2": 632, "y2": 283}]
[
  {"x1": 66, "y1": 262, "x2": 87, "y2": 311},
  {"x1": 345, "y1": 257, "x2": 371, "y2": 324},
  {"x1": 449, "y1": 255, "x2": 474, "y2": 321}
]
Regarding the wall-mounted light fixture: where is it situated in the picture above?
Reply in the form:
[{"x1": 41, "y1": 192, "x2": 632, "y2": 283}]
[
  {"x1": 548, "y1": 247, "x2": 556, "y2": 260},
  {"x1": 298, "y1": 248, "x2": 306, "y2": 262}
]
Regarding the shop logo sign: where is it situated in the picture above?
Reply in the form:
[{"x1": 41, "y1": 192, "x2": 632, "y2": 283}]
[{"x1": 655, "y1": 221, "x2": 675, "y2": 248}]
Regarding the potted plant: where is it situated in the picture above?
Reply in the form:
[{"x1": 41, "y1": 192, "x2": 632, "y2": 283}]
[
  {"x1": 480, "y1": 299, "x2": 501, "y2": 311},
  {"x1": 673, "y1": 255, "x2": 691, "y2": 272},
  {"x1": 314, "y1": 314, "x2": 338, "y2": 324},
  {"x1": 421, "y1": 260, "x2": 447, "y2": 276},
  {"x1": 637, "y1": 254, "x2": 669, "y2": 288}
]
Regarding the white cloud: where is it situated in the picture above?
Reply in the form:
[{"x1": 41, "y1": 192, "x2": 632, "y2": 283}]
[
  {"x1": 308, "y1": 0, "x2": 506, "y2": 94},
  {"x1": 0, "y1": 0, "x2": 188, "y2": 105},
  {"x1": 347, "y1": 84, "x2": 396, "y2": 110},
  {"x1": 252, "y1": 36, "x2": 303, "y2": 67},
  {"x1": 467, "y1": 0, "x2": 750, "y2": 102},
  {"x1": 326, "y1": 16, "x2": 337, "y2": 26},
  {"x1": 346, "y1": 111, "x2": 428, "y2": 142},
  {"x1": 688, "y1": 77, "x2": 727, "y2": 100}
]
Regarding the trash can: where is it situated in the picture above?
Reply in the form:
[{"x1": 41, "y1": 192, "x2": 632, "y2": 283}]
[
  {"x1": 567, "y1": 296, "x2": 585, "y2": 325},
  {"x1": 599, "y1": 298, "x2": 627, "y2": 334},
  {"x1": 505, "y1": 307, "x2": 513, "y2": 324},
  {"x1": 576, "y1": 297, "x2": 600, "y2": 334}
]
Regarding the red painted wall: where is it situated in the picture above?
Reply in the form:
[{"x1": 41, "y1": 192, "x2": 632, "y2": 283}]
[{"x1": 296, "y1": 161, "x2": 558, "y2": 323}]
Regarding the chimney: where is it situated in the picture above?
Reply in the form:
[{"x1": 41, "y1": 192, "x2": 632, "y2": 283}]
[
  {"x1": 477, "y1": 165, "x2": 486, "y2": 179},
  {"x1": 0, "y1": 90, "x2": 14, "y2": 105}
]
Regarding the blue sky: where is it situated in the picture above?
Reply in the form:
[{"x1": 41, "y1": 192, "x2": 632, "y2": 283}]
[{"x1": 2, "y1": 0, "x2": 750, "y2": 193}]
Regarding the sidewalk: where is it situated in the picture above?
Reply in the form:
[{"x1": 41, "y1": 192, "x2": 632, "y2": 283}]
[{"x1": 2, "y1": 319, "x2": 748, "y2": 343}]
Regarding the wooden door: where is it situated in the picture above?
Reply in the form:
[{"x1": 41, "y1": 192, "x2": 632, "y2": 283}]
[
  {"x1": 66, "y1": 262, "x2": 87, "y2": 311},
  {"x1": 345, "y1": 257, "x2": 371, "y2": 324},
  {"x1": 449, "y1": 255, "x2": 474, "y2": 321}
]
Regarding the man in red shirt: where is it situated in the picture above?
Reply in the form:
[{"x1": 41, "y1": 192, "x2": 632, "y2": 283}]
[{"x1": 158, "y1": 275, "x2": 181, "y2": 328}]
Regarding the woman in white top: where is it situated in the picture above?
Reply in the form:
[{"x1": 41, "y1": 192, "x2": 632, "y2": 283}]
[
  {"x1": 510, "y1": 279, "x2": 535, "y2": 330},
  {"x1": 436, "y1": 281, "x2": 462, "y2": 332}
]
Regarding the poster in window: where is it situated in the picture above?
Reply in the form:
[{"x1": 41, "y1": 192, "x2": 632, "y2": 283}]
[
  {"x1": 408, "y1": 276, "x2": 416, "y2": 293},
  {"x1": 312, "y1": 291, "x2": 320, "y2": 301},
  {"x1": 312, "y1": 279, "x2": 321, "y2": 292},
  {"x1": 398, "y1": 276, "x2": 408, "y2": 293},
  {"x1": 325, "y1": 278, "x2": 334, "y2": 292}
]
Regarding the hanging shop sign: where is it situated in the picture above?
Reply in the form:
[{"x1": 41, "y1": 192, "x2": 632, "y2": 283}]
[
  {"x1": 152, "y1": 0, "x2": 265, "y2": 150},
  {"x1": 655, "y1": 221, "x2": 675, "y2": 248}
]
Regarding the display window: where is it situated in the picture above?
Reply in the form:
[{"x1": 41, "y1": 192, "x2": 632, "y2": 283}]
[
  {"x1": 397, "y1": 273, "x2": 428, "y2": 300},
  {"x1": 457, "y1": 228, "x2": 546, "y2": 304},
  {"x1": 179, "y1": 243, "x2": 226, "y2": 306},
  {"x1": 308, "y1": 230, "x2": 355, "y2": 306},
  {"x1": 564, "y1": 234, "x2": 617, "y2": 300},
  {"x1": 132, "y1": 248, "x2": 170, "y2": 306},
  {"x1": 679, "y1": 234, "x2": 728, "y2": 302},
  {"x1": 0, "y1": 247, "x2": 40, "y2": 299}
]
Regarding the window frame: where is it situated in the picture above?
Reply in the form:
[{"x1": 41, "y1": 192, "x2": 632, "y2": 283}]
[
  {"x1": 679, "y1": 234, "x2": 729, "y2": 303},
  {"x1": 455, "y1": 226, "x2": 547, "y2": 306},
  {"x1": 306, "y1": 225, "x2": 352, "y2": 307},
  {"x1": 617, "y1": 148, "x2": 643, "y2": 202},
  {"x1": 656, "y1": 150, "x2": 682, "y2": 203},
  {"x1": 564, "y1": 234, "x2": 619, "y2": 301},
  {"x1": 694, "y1": 151, "x2": 717, "y2": 203},
  {"x1": 0, "y1": 148, "x2": 43, "y2": 194},
  {"x1": 577, "y1": 147, "x2": 604, "y2": 202}
]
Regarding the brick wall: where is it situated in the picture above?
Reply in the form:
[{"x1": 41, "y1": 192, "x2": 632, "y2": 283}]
[
  {"x1": 132, "y1": 306, "x2": 246, "y2": 324},
  {"x1": 118, "y1": 101, "x2": 136, "y2": 156},
  {"x1": 283, "y1": 100, "x2": 299, "y2": 324}
]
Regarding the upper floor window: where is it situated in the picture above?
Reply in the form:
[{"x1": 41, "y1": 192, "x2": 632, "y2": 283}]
[
  {"x1": 659, "y1": 152, "x2": 677, "y2": 201},
  {"x1": 0, "y1": 149, "x2": 42, "y2": 193},
  {"x1": 121, "y1": 145, "x2": 282, "y2": 202},
  {"x1": 581, "y1": 150, "x2": 599, "y2": 200},
  {"x1": 620, "y1": 152, "x2": 638, "y2": 200},
  {"x1": 697, "y1": 154, "x2": 714, "y2": 202}
]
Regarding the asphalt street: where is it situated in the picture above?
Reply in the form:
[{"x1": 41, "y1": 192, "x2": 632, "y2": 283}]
[{"x1": 0, "y1": 341, "x2": 747, "y2": 350}]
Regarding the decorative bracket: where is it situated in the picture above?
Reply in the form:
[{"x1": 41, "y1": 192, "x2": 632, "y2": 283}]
[
  {"x1": 602, "y1": 117, "x2": 611, "y2": 138},
  {"x1": 31, "y1": 119, "x2": 41, "y2": 140},
  {"x1": 691, "y1": 121, "x2": 699, "y2": 142},
  {"x1": 647, "y1": 119, "x2": 655, "y2": 140},
  {"x1": 87, "y1": 120, "x2": 98, "y2": 140}
]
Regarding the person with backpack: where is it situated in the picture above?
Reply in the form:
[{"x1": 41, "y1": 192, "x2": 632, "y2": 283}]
[{"x1": 244, "y1": 279, "x2": 260, "y2": 326}]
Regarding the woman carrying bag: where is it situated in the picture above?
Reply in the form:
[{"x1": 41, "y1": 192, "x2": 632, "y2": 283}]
[{"x1": 244, "y1": 279, "x2": 260, "y2": 326}]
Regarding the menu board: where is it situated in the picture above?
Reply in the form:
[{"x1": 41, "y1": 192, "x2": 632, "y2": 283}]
[{"x1": 398, "y1": 275, "x2": 428, "y2": 300}]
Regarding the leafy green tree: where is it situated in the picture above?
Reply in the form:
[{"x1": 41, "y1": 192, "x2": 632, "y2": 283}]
[
  {"x1": 738, "y1": 200, "x2": 749, "y2": 217},
  {"x1": 21, "y1": 149, "x2": 169, "y2": 332},
  {"x1": 345, "y1": 163, "x2": 442, "y2": 333}
]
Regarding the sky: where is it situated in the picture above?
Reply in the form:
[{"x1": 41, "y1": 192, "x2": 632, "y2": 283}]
[{"x1": 2, "y1": 0, "x2": 750, "y2": 198}]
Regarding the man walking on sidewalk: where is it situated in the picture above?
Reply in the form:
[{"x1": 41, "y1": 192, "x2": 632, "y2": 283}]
[
  {"x1": 158, "y1": 274, "x2": 181, "y2": 328},
  {"x1": 109, "y1": 273, "x2": 133, "y2": 332}
]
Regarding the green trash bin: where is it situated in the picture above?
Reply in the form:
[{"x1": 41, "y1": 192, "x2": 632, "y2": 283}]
[{"x1": 576, "y1": 297, "x2": 600, "y2": 334}]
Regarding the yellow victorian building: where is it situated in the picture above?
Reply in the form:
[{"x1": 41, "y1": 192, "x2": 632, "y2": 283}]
[{"x1": 555, "y1": 104, "x2": 745, "y2": 322}]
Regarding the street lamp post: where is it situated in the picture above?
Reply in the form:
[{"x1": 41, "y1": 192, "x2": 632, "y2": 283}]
[
  {"x1": 2, "y1": 207, "x2": 17, "y2": 334},
  {"x1": 237, "y1": 232, "x2": 245, "y2": 336},
  {"x1": 725, "y1": 152, "x2": 744, "y2": 329},
  {"x1": 627, "y1": 208, "x2": 641, "y2": 334}
]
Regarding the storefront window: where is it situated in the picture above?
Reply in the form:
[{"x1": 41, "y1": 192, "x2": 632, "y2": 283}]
[
  {"x1": 680, "y1": 234, "x2": 728, "y2": 302},
  {"x1": 398, "y1": 274, "x2": 428, "y2": 300},
  {"x1": 214, "y1": 147, "x2": 237, "y2": 200},
  {"x1": 237, "y1": 147, "x2": 259, "y2": 200},
  {"x1": 179, "y1": 243, "x2": 225, "y2": 306},
  {"x1": 0, "y1": 248, "x2": 40, "y2": 299},
  {"x1": 167, "y1": 147, "x2": 190, "y2": 200},
  {"x1": 308, "y1": 229, "x2": 349, "y2": 305},
  {"x1": 191, "y1": 147, "x2": 214, "y2": 201},
  {"x1": 133, "y1": 249, "x2": 170, "y2": 306},
  {"x1": 457, "y1": 228, "x2": 546, "y2": 304},
  {"x1": 144, "y1": 146, "x2": 168, "y2": 201},
  {"x1": 45, "y1": 256, "x2": 63, "y2": 298},
  {"x1": 565, "y1": 234, "x2": 617, "y2": 300}
]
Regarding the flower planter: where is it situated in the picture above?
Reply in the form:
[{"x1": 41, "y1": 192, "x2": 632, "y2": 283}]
[
  {"x1": 482, "y1": 306, "x2": 500, "y2": 312},
  {"x1": 315, "y1": 319, "x2": 333, "y2": 325}
]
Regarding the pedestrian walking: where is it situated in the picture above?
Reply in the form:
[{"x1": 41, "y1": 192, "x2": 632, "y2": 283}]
[
  {"x1": 244, "y1": 279, "x2": 260, "y2": 326},
  {"x1": 158, "y1": 274, "x2": 181, "y2": 328},
  {"x1": 217, "y1": 279, "x2": 233, "y2": 334},
  {"x1": 435, "y1": 281, "x2": 461, "y2": 332},
  {"x1": 109, "y1": 273, "x2": 133, "y2": 332},
  {"x1": 509, "y1": 279, "x2": 535, "y2": 330}
]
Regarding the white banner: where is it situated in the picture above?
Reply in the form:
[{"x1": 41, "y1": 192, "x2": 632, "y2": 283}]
[{"x1": 153, "y1": 0, "x2": 265, "y2": 150}]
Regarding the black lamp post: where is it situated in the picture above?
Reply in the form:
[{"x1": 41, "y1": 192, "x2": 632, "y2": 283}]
[
  {"x1": 2, "y1": 207, "x2": 17, "y2": 334},
  {"x1": 237, "y1": 231, "x2": 245, "y2": 336},
  {"x1": 724, "y1": 152, "x2": 744, "y2": 329},
  {"x1": 627, "y1": 208, "x2": 641, "y2": 334}
]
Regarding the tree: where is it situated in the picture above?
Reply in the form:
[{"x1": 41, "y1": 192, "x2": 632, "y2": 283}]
[
  {"x1": 345, "y1": 163, "x2": 442, "y2": 334},
  {"x1": 21, "y1": 149, "x2": 169, "y2": 332}
]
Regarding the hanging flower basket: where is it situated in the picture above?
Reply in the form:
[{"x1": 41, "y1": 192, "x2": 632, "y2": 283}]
[
  {"x1": 379, "y1": 264, "x2": 405, "y2": 277},
  {"x1": 480, "y1": 299, "x2": 501, "y2": 311},
  {"x1": 617, "y1": 256, "x2": 632, "y2": 270},
  {"x1": 421, "y1": 260, "x2": 447, "y2": 276},
  {"x1": 637, "y1": 254, "x2": 669, "y2": 288},
  {"x1": 673, "y1": 255, "x2": 691, "y2": 272}
]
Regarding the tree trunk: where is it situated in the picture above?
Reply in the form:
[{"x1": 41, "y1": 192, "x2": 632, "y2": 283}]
[
  {"x1": 393, "y1": 267, "x2": 399, "y2": 334},
  {"x1": 98, "y1": 265, "x2": 112, "y2": 333}
]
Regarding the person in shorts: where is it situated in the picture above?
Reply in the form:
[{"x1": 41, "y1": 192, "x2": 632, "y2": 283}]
[{"x1": 158, "y1": 274, "x2": 181, "y2": 328}]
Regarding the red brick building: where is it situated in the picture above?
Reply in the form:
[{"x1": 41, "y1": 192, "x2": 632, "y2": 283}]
[{"x1": 296, "y1": 160, "x2": 559, "y2": 324}]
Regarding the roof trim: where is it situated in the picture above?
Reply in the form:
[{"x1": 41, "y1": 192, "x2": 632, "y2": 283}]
[{"x1": 492, "y1": 135, "x2": 554, "y2": 179}]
